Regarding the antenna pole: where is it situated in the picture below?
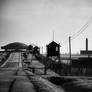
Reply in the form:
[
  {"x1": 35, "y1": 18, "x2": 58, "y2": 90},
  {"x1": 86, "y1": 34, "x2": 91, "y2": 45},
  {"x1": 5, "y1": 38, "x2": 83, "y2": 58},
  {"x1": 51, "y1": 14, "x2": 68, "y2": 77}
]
[{"x1": 53, "y1": 31, "x2": 54, "y2": 41}]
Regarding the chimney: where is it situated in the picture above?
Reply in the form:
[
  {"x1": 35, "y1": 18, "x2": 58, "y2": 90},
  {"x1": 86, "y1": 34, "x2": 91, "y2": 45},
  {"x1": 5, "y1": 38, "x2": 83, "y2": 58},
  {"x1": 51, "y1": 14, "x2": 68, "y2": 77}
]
[{"x1": 86, "y1": 38, "x2": 88, "y2": 51}]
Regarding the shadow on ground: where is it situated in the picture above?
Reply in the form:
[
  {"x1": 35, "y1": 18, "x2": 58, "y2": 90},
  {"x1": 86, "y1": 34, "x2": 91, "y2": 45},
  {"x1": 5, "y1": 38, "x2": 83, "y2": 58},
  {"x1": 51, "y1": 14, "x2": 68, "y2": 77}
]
[{"x1": 48, "y1": 76, "x2": 92, "y2": 92}]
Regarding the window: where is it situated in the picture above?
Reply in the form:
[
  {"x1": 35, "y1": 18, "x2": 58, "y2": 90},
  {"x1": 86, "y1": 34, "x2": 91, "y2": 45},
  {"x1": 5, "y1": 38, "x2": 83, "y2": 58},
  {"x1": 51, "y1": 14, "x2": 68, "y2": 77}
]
[{"x1": 56, "y1": 47, "x2": 58, "y2": 51}]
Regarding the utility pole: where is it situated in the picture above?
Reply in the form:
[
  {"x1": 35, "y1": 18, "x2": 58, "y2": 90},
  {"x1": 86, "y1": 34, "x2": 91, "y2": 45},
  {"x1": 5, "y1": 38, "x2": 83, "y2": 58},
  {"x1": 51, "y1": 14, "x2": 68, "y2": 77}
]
[
  {"x1": 69, "y1": 36, "x2": 72, "y2": 74},
  {"x1": 69, "y1": 36, "x2": 71, "y2": 62}
]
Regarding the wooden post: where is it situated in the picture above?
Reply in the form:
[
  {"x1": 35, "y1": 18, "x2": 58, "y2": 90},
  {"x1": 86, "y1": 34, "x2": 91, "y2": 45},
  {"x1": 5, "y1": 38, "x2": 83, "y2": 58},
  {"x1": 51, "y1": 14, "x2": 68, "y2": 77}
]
[
  {"x1": 32, "y1": 67, "x2": 35, "y2": 73},
  {"x1": 69, "y1": 36, "x2": 72, "y2": 74}
]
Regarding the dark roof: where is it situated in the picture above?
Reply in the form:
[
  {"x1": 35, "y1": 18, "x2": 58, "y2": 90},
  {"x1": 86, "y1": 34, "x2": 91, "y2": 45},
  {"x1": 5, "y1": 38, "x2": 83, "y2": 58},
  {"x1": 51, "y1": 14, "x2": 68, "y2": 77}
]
[
  {"x1": 47, "y1": 41, "x2": 60, "y2": 47},
  {"x1": 1, "y1": 42, "x2": 28, "y2": 49}
]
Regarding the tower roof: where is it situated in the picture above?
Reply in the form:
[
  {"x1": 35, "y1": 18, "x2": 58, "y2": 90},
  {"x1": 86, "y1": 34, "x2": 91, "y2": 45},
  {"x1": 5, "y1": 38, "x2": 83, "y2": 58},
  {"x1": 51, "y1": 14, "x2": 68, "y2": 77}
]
[{"x1": 47, "y1": 41, "x2": 60, "y2": 47}]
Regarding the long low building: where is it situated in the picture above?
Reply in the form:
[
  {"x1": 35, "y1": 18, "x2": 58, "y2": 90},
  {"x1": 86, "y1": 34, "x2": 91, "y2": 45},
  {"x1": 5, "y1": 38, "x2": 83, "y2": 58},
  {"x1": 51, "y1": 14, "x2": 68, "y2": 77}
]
[{"x1": 1, "y1": 42, "x2": 28, "y2": 52}]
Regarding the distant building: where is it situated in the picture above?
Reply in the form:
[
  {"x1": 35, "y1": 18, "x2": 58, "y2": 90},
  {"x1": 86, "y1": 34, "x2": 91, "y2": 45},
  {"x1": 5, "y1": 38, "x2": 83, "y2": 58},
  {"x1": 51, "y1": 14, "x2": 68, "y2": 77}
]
[
  {"x1": 80, "y1": 38, "x2": 92, "y2": 55},
  {"x1": 80, "y1": 51, "x2": 92, "y2": 55},
  {"x1": 1, "y1": 42, "x2": 28, "y2": 52}
]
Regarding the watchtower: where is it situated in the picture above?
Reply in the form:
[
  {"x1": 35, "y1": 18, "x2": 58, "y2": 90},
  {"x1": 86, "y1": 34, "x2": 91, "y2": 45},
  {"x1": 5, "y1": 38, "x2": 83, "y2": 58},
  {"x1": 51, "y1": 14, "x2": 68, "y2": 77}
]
[{"x1": 46, "y1": 41, "x2": 61, "y2": 62}]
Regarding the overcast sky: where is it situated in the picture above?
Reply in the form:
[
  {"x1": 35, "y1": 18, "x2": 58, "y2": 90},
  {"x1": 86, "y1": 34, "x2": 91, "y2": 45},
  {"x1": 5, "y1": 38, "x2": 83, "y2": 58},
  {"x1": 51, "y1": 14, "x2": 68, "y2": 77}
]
[{"x1": 0, "y1": 0, "x2": 92, "y2": 53}]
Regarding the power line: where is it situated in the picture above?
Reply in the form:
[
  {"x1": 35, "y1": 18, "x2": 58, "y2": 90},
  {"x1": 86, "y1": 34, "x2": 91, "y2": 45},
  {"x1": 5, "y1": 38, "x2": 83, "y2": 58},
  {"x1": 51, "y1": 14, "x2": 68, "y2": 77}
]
[
  {"x1": 61, "y1": 16, "x2": 92, "y2": 47},
  {"x1": 61, "y1": 38, "x2": 69, "y2": 46},
  {"x1": 71, "y1": 17, "x2": 92, "y2": 40}
]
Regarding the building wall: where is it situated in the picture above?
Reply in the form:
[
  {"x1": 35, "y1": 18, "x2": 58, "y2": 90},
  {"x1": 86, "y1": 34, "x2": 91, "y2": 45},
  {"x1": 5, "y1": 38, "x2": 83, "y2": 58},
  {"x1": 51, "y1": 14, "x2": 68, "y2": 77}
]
[{"x1": 80, "y1": 50, "x2": 92, "y2": 55}]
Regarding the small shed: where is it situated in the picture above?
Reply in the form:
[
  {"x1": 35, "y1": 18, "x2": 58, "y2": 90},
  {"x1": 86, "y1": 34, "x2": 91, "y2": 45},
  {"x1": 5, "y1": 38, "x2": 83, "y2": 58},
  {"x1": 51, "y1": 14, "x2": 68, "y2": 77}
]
[
  {"x1": 46, "y1": 41, "x2": 60, "y2": 57},
  {"x1": 28, "y1": 45, "x2": 33, "y2": 50},
  {"x1": 33, "y1": 46, "x2": 40, "y2": 54}
]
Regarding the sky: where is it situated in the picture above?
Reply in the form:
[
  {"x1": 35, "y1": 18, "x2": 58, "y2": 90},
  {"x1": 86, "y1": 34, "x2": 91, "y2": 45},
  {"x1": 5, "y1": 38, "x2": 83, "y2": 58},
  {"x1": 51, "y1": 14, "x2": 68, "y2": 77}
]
[{"x1": 0, "y1": 0, "x2": 92, "y2": 53}]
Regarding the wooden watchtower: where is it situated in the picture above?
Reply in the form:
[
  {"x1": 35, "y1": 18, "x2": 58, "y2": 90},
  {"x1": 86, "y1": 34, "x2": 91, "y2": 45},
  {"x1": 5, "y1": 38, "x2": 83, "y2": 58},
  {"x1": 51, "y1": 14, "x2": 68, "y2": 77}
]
[{"x1": 46, "y1": 41, "x2": 61, "y2": 62}]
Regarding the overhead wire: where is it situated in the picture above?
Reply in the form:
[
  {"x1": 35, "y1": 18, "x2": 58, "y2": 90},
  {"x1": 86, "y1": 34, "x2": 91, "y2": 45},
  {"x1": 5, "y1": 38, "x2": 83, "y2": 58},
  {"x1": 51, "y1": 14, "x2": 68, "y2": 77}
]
[
  {"x1": 61, "y1": 38, "x2": 69, "y2": 46},
  {"x1": 71, "y1": 16, "x2": 92, "y2": 40},
  {"x1": 60, "y1": 16, "x2": 92, "y2": 50}
]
